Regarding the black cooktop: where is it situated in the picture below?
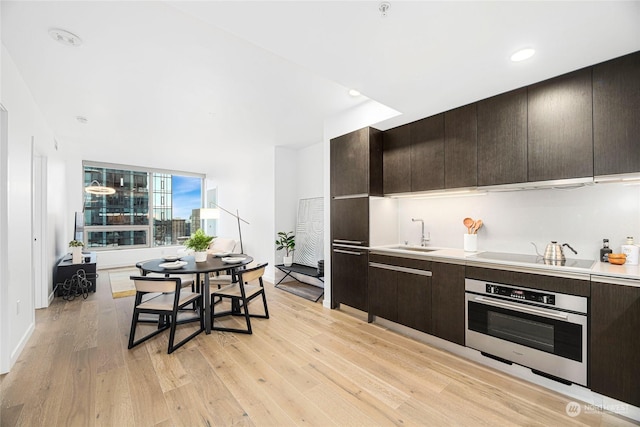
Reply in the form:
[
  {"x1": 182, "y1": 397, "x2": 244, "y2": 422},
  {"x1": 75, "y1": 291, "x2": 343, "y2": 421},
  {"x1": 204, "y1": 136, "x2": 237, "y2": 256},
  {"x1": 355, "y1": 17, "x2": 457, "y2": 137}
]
[{"x1": 471, "y1": 251, "x2": 595, "y2": 270}]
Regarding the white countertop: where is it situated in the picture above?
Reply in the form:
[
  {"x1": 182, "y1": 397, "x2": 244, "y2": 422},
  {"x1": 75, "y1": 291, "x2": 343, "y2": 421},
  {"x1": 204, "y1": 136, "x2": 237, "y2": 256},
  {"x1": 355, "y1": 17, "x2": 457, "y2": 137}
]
[{"x1": 369, "y1": 245, "x2": 640, "y2": 285}]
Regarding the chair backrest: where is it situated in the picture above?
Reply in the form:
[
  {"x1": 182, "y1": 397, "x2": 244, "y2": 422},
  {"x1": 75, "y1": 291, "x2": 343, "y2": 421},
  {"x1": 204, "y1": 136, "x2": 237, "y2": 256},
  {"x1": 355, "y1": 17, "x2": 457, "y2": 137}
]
[
  {"x1": 130, "y1": 276, "x2": 180, "y2": 293},
  {"x1": 238, "y1": 263, "x2": 268, "y2": 283},
  {"x1": 208, "y1": 237, "x2": 238, "y2": 254}
]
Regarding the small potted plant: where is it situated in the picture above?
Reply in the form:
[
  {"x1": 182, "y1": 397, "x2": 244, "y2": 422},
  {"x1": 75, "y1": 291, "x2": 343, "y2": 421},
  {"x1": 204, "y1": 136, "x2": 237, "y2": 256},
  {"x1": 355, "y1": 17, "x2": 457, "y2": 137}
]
[
  {"x1": 69, "y1": 240, "x2": 84, "y2": 264},
  {"x1": 275, "y1": 231, "x2": 295, "y2": 266},
  {"x1": 184, "y1": 229, "x2": 214, "y2": 262}
]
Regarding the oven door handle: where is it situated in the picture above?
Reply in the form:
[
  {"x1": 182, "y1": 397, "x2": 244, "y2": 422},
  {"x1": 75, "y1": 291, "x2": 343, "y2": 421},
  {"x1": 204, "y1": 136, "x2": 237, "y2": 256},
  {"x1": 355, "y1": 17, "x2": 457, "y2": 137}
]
[{"x1": 473, "y1": 296, "x2": 569, "y2": 320}]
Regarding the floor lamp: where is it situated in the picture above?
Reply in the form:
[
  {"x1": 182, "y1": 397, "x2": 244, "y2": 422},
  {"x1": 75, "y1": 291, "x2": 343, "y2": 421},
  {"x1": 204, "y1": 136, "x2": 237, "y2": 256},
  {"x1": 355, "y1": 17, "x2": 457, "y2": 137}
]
[{"x1": 200, "y1": 204, "x2": 249, "y2": 254}]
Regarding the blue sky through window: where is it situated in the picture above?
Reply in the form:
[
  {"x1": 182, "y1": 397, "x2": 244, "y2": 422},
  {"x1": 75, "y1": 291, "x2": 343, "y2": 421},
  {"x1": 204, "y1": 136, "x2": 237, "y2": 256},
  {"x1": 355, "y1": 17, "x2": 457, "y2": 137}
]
[{"x1": 172, "y1": 175, "x2": 202, "y2": 220}]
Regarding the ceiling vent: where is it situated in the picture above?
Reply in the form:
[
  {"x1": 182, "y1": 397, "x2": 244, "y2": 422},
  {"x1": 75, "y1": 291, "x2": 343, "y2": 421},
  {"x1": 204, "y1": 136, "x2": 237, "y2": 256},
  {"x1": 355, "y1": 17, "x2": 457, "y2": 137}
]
[{"x1": 48, "y1": 28, "x2": 83, "y2": 47}]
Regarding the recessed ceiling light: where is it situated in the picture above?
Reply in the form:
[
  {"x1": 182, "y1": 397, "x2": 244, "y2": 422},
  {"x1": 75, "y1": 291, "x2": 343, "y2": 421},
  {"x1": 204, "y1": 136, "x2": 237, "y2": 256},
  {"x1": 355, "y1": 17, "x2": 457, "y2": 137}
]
[
  {"x1": 510, "y1": 48, "x2": 535, "y2": 62},
  {"x1": 348, "y1": 89, "x2": 361, "y2": 97},
  {"x1": 48, "y1": 28, "x2": 83, "y2": 47},
  {"x1": 76, "y1": 116, "x2": 88, "y2": 124}
]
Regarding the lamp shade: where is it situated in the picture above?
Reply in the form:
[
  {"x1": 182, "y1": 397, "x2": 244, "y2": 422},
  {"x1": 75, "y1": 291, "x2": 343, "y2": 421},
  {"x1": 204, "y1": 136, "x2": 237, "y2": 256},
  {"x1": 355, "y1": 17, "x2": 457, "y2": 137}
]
[{"x1": 199, "y1": 208, "x2": 220, "y2": 219}]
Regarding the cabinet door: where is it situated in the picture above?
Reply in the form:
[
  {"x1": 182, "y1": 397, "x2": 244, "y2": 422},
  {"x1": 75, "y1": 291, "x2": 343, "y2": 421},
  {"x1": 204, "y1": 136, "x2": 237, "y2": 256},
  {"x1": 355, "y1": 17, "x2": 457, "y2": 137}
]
[
  {"x1": 383, "y1": 124, "x2": 411, "y2": 194},
  {"x1": 593, "y1": 51, "x2": 640, "y2": 176},
  {"x1": 411, "y1": 115, "x2": 445, "y2": 191},
  {"x1": 528, "y1": 68, "x2": 593, "y2": 181},
  {"x1": 590, "y1": 281, "x2": 640, "y2": 407},
  {"x1": 445, "y1": 104, "x2": 477, "y2": 189},
  {"x1": 368, "y1": 266, "x2": 398, "y2": 322},
  {"x1": 331, "y1": 248, "x2": 368, "y2": 311},
  {"x1": 431, "y1": 262, "x2": 465, "y2": 345},
  {"x1": 397, "y1": 272, "x2": 431, "y2": 334},
  {"x1": 477, "y1": 88, "x2": 528, "y2": 186},
  {"x1": 330, "y1": 197, "x2": 369, "y2": 245},
  {"x1": 330, "y1": 128, "x2": 383, "y2": 197}
]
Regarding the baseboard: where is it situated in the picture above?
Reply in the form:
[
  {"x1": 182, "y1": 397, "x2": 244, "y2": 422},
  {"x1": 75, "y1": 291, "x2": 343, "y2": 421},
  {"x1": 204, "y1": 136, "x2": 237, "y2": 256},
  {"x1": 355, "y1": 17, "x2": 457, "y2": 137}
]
[{"x1": 10, "y1": 320, "x2": 35, "y2": 371}]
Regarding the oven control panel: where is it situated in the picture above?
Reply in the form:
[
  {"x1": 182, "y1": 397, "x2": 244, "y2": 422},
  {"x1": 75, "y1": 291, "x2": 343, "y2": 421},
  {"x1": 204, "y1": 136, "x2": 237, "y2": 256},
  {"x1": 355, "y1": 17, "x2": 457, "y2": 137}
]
[{"x1": 486, "y1": 284, "x2": 555, "y2": 306}]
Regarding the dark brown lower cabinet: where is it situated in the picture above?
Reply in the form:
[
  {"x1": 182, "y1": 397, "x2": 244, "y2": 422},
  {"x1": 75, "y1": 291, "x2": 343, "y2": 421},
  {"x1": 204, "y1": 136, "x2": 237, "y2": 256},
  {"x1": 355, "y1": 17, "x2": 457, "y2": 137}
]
[
  {"x1": 590, "y1": 280, "x2": 640, "y2": 407},
  {"x1": 368, "y1": 255, "x2": 432, "y2": 334},
  {"x1": 331, "y1": 247, "x2": 368, "y2": 312},
  {"x1": 369, "y1": 266, "x2": 397, "y2": 321},
  {"x1": 397, "y1": 270, "x2": 432, "y2": 333},
  {"x1": 431, "y1": 262, "x2": 465, "y2": 346}
]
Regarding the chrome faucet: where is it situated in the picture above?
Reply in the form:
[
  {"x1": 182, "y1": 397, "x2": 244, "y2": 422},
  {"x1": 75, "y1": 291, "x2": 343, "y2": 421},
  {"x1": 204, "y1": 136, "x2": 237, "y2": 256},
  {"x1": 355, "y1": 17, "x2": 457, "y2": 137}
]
[{"x1": 411, "y1": 218, "x2": 430, "y2": 247}]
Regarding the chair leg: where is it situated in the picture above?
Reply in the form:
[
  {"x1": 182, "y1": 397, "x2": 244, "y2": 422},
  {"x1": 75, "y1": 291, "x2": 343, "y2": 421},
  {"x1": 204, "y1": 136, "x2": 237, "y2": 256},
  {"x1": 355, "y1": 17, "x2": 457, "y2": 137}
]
[
  {"x1": 128, "y1": 310, "x2": 140, "y2": 349},
  {"x1": 261, "y1": 291, "x2": 269, "y2": 319},
  {"x1": 168, "y1": 300, "x2": 205, "y2": 354},
  {"x1": 241, "y1": 297, "x2": 252, "y2": 334},
  {"x1": 129, "y1": 310, "x2": 171, "y2": 349}
]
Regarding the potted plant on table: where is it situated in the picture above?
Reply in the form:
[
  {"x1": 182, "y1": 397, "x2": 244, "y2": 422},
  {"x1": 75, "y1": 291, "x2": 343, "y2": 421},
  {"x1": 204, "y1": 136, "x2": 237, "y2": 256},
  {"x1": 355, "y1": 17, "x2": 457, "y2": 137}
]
[
  {"x1": 69, "y1": 240, "x2": 84, "y2": 264},
  {"x1": 275, "y1": 231, "x2": 295, "y2": 267},
  {"x1": 184, "y1": 229, "x2": 214, "y2": 263}
]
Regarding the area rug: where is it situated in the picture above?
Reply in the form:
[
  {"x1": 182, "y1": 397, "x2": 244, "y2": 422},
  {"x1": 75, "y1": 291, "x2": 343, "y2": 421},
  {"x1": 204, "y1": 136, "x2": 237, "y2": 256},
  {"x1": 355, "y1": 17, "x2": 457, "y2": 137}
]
[
  {"x1": 108, "y1": 268, "x2": 139, "y2": 298},
  {"x1": 275, "y1": 280, "x2": 324, "y2": 303}
]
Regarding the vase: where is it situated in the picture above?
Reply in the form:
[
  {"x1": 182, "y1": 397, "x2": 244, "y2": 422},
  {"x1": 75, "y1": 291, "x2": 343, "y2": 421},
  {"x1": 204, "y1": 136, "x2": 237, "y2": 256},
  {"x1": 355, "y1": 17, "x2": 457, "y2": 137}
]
[
  {"x1": 283, "y1": 255, "x2": 293, "y2": 267},
  {"x1": 194, "y1": 251, "x2": 208, "y2": 263},
  {"x1": 71, "y1": 246, "x2": 83, "y2": 264}
]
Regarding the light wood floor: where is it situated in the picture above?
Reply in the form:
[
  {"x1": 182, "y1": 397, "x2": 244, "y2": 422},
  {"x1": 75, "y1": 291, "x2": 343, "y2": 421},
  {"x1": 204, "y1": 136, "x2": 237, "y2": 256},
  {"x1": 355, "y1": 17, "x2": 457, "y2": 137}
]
[{"x1": 0, "y1": 270, "x2": 636, "y2": 427}]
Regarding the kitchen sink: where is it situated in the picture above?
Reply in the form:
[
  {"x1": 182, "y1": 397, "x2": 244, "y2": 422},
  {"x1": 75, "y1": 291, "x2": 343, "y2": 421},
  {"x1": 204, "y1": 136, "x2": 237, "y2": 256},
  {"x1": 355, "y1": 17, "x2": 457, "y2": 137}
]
[{"x1": 388, "y1": 246, "x2": 437, "y2": 253}]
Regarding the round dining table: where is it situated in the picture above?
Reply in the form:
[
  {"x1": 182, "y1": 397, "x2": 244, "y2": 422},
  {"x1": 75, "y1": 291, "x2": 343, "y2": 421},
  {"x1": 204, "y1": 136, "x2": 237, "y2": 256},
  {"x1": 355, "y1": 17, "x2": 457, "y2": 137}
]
[{"x1": 138, "y1": 254, "x2": 254, "y2": 334}]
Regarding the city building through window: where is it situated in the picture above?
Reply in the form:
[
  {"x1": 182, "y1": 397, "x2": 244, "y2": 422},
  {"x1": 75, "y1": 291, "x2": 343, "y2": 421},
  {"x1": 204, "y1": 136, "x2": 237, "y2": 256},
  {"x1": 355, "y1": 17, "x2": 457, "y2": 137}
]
[{"x1": 83, "y1": 162, "x2": 204, "y2": 250}]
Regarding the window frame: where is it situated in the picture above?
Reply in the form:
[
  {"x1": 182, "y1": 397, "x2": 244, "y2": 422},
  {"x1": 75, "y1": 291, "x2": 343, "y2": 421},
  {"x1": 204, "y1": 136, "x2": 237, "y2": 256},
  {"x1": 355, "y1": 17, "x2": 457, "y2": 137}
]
[{"x1": 82, "y1": 161, "x2": 205, "y2": 251}]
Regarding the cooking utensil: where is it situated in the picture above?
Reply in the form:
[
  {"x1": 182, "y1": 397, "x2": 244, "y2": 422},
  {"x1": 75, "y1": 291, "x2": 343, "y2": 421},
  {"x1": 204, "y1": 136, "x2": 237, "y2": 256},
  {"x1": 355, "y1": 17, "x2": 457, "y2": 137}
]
[
  {"x1": 473, "y1": 219, "x2": 483, "y2": 234},
  {"x1": 463, "y1": 217, "x2": 474, "y2": 234}
]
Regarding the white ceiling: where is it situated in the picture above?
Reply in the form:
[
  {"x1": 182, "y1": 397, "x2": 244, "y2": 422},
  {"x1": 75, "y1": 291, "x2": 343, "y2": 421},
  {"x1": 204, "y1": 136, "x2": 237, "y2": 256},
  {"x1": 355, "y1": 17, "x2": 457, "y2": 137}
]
[{"x1": 2, "y1": 1, "x2": 640, "y2": 170}]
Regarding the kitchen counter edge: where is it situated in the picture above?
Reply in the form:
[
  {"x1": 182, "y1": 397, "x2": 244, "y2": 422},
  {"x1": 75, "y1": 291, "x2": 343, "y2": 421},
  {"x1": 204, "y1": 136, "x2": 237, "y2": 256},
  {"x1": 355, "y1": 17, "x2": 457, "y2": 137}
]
[{"x1": 369, "y1": 245, "x2": 640, "y2": 286}]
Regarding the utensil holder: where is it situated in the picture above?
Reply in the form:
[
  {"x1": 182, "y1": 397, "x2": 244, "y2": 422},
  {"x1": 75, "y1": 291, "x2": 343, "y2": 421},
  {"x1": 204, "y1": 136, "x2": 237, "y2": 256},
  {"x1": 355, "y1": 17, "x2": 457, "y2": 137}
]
[{"x1": 464, "y1": 234, "x2": 478, "y2": 252}]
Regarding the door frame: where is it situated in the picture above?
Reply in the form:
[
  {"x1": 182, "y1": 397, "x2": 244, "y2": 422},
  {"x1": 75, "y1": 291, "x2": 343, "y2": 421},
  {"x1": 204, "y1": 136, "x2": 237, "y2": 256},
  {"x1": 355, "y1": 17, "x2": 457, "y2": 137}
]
[
  {"x1": 1, "y1": 104, "x2": 10, "y2": 373},
  {"x1": 32, "y1": 142, "x2": 48, "y2": 308}
]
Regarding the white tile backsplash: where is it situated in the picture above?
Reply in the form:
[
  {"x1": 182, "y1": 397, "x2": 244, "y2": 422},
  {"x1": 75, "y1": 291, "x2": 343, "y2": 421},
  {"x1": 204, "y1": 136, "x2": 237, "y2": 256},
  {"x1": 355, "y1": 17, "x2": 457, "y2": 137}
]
[{"x1": 387, "y1": 183, "x2": 640, "y2": 260}]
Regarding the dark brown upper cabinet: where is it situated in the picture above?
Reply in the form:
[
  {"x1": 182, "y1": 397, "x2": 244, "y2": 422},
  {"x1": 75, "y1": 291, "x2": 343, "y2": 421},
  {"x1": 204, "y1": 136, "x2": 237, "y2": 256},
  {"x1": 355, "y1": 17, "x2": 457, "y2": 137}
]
[
  {"x1": 477, "y1": 88, "x2": 528, "y2": 186},
  {"x1": 593, "y1": 51, "x2": 640, "y2": 176},
  {"x1": 411, "y1": 114, "x2": 445, "y2": 191},
  {"x1": 527, "y1": 68, "x2": 593, "y2": 182},
  {"x1": 382, "y1": 124, "x2": 411, "y2": 194},
  {"x1": 330, "y1": 127, "x2": 383, "y2": 197},
  {"x1": 445, "y1": 104, "x2": 477, "y2": 189},
  {"x1": 330, "y1": 197, "x2": 369, "y2": 245}
]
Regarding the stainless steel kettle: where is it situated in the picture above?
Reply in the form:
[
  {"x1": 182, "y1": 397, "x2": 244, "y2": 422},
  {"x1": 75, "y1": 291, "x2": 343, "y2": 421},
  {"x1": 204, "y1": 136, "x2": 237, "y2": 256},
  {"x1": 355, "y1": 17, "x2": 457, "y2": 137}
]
[{"x1": 532, "y1": 241, "x2": 578, "y2": 261}]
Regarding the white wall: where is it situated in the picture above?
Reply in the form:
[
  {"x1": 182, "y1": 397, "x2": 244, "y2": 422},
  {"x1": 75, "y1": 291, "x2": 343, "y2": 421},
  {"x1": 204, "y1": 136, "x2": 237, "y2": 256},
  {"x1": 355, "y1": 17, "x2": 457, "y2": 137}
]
[
  {"x1": 0, "y1": 45, "x2": 63, "y2": 372},
  {"x1": 274, "y1": 146, "x2": 298, "y2": 271},
  {"x1": 395, "y1": 183, "x2": 640, "y2": 259},
  {"x1": 296, "y1": 143, "x2": 323, "y2": 200},
  {"x1": 204, "y1": 145, "x2": 277, "y2": 281}
]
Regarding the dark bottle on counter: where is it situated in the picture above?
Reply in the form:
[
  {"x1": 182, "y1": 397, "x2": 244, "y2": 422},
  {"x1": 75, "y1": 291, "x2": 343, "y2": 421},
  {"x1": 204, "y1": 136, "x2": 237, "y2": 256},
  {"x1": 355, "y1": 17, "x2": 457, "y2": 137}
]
[{"x1": 600, "y1": 239, "x2": 612, "y2": 262}]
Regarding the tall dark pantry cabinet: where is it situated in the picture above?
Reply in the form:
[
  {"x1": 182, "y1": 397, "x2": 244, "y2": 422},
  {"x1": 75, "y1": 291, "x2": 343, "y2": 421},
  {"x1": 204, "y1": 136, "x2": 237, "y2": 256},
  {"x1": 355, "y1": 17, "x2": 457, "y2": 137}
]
[{"x1": 330, "y1": 127, "x2": 382, "y2": 311}]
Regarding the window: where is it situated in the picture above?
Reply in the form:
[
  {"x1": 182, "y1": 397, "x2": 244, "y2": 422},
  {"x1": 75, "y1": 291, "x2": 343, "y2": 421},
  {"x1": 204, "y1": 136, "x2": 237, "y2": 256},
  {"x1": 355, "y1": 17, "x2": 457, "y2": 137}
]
[{"x1": 83, "y1": 162, "x2": 204, "y2": 250}]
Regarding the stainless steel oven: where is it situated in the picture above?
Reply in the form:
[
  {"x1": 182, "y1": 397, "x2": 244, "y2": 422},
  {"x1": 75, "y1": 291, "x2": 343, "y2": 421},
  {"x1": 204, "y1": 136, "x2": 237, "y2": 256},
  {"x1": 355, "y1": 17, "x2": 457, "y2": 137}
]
[{"x1": 465, "y1": 278, "x2": 587, "y2": 386}]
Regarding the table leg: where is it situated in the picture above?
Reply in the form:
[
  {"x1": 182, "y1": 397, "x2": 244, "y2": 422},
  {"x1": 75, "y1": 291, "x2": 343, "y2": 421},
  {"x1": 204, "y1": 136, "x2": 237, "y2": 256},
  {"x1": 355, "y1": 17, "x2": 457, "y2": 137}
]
[
  {"x1": 275, "y1": 270, "x2": 294, "y2": 287},
  {"x1": 204, "y1": 274, "x2": 211, "y2": 334}
]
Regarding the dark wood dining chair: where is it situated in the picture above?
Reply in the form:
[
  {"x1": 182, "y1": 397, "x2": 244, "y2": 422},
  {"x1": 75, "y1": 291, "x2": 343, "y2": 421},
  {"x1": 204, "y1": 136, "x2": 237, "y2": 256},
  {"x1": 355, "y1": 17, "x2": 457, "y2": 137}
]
[
  {"x1": 210, "y1": 262, "x2": 269, "y2": 334},
  {"x1": 128, "y1": 276, "x2": 204, "y2": 354}
]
